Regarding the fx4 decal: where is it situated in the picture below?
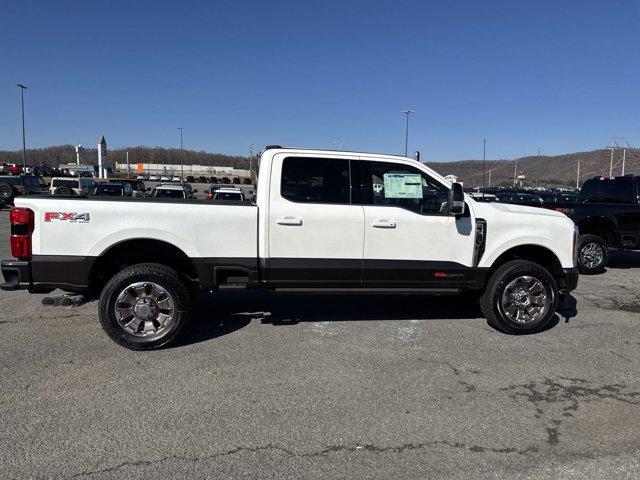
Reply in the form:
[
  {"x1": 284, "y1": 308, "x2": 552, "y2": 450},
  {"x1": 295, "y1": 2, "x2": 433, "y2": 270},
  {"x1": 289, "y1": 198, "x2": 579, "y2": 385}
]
[{"x1": 44, "y1": 212, "x2": 91, "y2": 223}]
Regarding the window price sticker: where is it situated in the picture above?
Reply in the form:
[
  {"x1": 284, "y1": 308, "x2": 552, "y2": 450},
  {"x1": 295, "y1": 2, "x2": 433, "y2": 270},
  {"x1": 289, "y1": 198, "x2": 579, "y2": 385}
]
[{"x1": 383, "y1": 173, "x2": 423, "y2": 198}]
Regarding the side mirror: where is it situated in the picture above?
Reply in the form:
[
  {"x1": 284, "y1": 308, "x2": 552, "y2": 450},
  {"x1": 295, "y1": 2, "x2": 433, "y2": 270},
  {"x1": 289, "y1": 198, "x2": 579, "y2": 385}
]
[{"x1": 448, "y1": 183, "x2": 465, "y2": 215}]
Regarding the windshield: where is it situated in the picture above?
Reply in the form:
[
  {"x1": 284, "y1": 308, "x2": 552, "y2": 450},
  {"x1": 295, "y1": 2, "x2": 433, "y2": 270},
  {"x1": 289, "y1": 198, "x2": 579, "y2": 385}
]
[
  {"x1": 213, "y1": 192, "x2": 242, "y2": 201},
  {"x1": 152, "y1": 188, "x2": 185, "y2": 198},
  {"x1": 92, "y1": 184, "x2": 123, "y2": 196},
  {"x1": 52, "y1": 179, "x2": 78, "y2": 188}
]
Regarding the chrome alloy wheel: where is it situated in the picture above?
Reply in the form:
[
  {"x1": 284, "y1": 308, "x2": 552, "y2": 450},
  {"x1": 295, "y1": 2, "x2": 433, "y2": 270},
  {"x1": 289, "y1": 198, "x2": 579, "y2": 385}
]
[
  {"x1": 114, "y1": 282, "x2": 175, "y2": 337},
  {"x1": 579, "y1": 242, "x2": 604, "y2": 269},
  {"x1": 500, "y1": 276, "x2": 551, "y2": 324}
]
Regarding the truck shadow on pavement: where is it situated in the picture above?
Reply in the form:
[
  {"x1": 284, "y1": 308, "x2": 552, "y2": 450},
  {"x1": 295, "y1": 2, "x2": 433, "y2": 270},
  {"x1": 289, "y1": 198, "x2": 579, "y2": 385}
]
[
  {"x1": 173, "y1": 292, "x2": 576, "y2": 347},
  {"x1": 607, "y1": 251, "x2": 640, "y2": 269}
]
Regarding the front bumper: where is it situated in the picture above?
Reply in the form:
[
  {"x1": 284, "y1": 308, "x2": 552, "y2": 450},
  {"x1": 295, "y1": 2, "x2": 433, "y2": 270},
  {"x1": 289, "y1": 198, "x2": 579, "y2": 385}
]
[{"x1": 560, "y1": 267, "x2": 579, "y2": 293}]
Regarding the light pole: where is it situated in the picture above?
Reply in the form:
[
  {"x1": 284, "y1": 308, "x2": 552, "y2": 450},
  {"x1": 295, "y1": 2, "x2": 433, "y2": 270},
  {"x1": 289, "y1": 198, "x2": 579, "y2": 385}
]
[
  {"x1": 17, "y1": 84, "x2": 27, "y2": 169},
  {"x1": 333, "y1": 141, "x2": 348, "y2": 151},
  {"x1": 177, "y1": 127, "x2": 183, "y2": 179},
  {"x1": 402, "y1": 109, "x2": 414, "y2": 157}
]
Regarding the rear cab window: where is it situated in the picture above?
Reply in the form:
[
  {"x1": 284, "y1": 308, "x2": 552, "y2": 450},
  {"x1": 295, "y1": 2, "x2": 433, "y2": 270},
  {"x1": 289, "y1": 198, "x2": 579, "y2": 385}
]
[
  {"x1": 281, "y1": 157, "x2": 350, "y2": 204},
  {"x1": 578, "y1": 177, "x2": 635, "y2": 203}
]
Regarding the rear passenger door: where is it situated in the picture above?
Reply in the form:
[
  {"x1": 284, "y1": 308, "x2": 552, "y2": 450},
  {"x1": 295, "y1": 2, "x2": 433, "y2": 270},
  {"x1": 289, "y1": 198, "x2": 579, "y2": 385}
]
[{"x1": 268, "y1": 155, "x2": 364, "y2": 287}]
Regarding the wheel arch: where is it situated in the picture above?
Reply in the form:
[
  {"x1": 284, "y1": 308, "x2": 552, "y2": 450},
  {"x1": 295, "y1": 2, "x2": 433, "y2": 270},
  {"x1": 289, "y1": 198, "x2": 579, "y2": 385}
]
[
  {"x1": 575, "y1": 217, "x2": 616, "y2": 246},
  {"x1": 485, "y1": 244, "x2": 565, "y2": 287},
  {"x1": 89, "y1": 238, "x2": 202, "y2": 293}
]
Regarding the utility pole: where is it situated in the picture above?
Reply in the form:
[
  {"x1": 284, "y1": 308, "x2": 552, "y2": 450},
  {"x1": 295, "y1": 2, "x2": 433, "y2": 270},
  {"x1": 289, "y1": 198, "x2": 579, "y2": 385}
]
[
  {"x1": 249, "y1": 144, "x2": 253, "y2": 177},
  {"x1": 488, "y1": 169, "x2": 492, "y2": 187},
  {"x1": 513, "y1": 161, "x2": 518, "y2": 187},
  {"x1": 537, "y1": 146, "x2": 543, "y2": 157},
  {"x1": 576, "y1": 160, "x2": 580, "y2": 189},
  {"x1": 608, "y1": 144, "x2": 615, "y2": 177},
  {"x1": 17, "y1": 84, "x2": 27, "y2": 169},
  {"x1": 402, "y1": 109, "x2": 414, "y2": 157},
  {"x1": 126, "y1": 151, "x2": 130, "y2": 178},
  {"x1": 482, "y1": 139, "x2": 486, "y2": 192},
  {"x1": 622, "y1": 147, "x2": 627, "y2": 176},
  {"x1": 177, "y1": 127, "x2": 184, "y2": 179}
]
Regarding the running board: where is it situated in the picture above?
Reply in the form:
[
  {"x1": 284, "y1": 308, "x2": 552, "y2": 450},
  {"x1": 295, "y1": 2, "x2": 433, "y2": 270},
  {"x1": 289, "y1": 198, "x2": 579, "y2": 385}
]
[{"x1": 273, "y1": 287, "x2": 461, "y2": 295}]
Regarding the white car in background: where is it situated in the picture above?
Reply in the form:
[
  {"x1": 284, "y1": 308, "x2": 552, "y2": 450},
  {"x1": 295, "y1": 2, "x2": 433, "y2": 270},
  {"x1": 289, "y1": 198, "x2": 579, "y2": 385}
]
[
  {"x1": 150, "y1": 183, "x2": 194, "y2": 199},
  {"x1": 207, "y1": 186, "x2": 245, "y2": 202},
  {"x1": 48, "y1": 177, "x2": 96, "y2": 196},
  {"x1": 148, "y1": 175, "x2": 159, "y2": 181},
  {"x1": 160, "y1": 176, "x2": 171, "y2": 182},
  {"x1": 171, "y1": 176, "x2": 181, "y2": 182}
]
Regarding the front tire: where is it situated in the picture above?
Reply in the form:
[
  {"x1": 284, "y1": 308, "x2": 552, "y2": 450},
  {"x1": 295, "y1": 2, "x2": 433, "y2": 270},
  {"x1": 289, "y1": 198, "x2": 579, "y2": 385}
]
[
  {"x1": 99, "y1": 263, "x2": 191, "y2": 350},
  {"x1": 576, "y1": 234, "x2": 608, "y2": 274},
  {"x1": 480, "y1": 260, "x2": 559, "y2": 334}
]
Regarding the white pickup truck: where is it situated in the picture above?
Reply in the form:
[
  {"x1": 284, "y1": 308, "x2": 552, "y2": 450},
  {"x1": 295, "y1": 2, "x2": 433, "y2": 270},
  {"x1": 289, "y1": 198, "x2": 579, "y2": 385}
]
[{"x1": 2, "y1": 147, "x2": 578, "y2": 349}]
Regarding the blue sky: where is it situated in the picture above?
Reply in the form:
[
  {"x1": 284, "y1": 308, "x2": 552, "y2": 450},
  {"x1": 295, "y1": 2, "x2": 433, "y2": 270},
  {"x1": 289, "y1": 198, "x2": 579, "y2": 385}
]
[{"x1": 1, "y1": 0, "x2": 639, "y2": 161}]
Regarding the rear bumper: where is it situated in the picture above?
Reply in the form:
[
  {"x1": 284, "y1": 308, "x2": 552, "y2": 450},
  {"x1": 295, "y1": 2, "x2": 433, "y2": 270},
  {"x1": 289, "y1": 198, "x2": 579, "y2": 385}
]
[
  {"x1": 1, "y1": 256, "x2": 94, "y2": 293},
  {"x1": 1, "y1": 260, "x2": 33, "y2": 291},
  {"x1": 560, "y1": 267, "x2": 579, "y2": 293}
]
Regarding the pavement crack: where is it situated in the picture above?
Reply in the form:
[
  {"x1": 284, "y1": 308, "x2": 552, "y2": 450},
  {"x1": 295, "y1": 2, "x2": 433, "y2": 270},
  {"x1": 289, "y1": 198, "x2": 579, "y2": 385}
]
[
  {"x1": 71, "y1": 440, "x2": 539, "y2": 477},
  {"x1": 501, "y1": 377, "x2": 640, "y2": 446}
]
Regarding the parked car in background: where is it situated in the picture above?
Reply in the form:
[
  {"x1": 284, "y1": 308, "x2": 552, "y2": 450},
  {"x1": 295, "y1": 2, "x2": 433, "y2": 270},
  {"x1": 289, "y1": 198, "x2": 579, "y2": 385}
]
[
  {"x1": 171, "y1": 176, "x2": 181, "y2": 182},
  {"x1": 160, "y1": 176, "x2": 171, "y2": 182},
  {"x1": 207, "y1": 186, "x2": 245, "y2": 202},
  {"x1": 232, "y1": 177, "x2": 241, "y2": 184},
  {"x1": 186, "y1": 176, "x2": 196, "y2": 183},
  {"x1": 243, "y1": 177, "x2": 253, "y2": 185},
  {"x1": 148, "y1": 175, "x2": 159, "y2": 181},
  {"x1": 542, "y1": 192, "x2": 578, "y2": 204},
  {"x1": 90, "y1": 182, "x2": 133, "y2": 197},
  {"x1": 198, "y1": 176, "x2": 207, "y2": 183},
  {"x1": 150, "y1": 183, "x2": 194, "y2": 199},
  {"x1": 0, "y1": 175, "x2": 48, "y2": 203},
  {"x1": 468, "y1": 192, "x2": 499, "y2": 202},
  {"x1": 0, "y1": 163, "x2": 24, "y2": 176},
  {"x1": 495, "y1": 192, "x2": 544, "y2": 207},
  {"x1": 549, "y1": 175, "x2": 640, "y2": 274},
  {"x1": 210, "y1": 177, "x2": 219, "y2": 184},
  {"x1": 49, "y1": 177, "x2": 96, "y2": 196},
  {"x1": 108, "y1": 179, "x2": 146, "y2": 197}
]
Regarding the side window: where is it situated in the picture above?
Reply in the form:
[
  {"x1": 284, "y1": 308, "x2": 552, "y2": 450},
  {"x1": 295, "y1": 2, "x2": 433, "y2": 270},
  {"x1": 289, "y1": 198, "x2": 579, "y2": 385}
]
[
  {"x1": 281, "y1": 157, "x2": 350, "y2": 204},
  {"x1": 358, "y1": 161, "x2": 450, "y2": 215}
]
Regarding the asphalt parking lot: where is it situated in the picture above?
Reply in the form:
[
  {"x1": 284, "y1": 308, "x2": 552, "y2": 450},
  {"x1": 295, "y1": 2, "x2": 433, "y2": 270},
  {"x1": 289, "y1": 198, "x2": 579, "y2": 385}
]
[{"x1": 1, "y1": 211, "x2": 640, "y2": 479}]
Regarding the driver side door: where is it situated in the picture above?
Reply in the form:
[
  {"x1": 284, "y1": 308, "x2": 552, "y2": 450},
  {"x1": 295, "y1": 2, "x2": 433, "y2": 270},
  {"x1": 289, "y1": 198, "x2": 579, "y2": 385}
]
[{"x1": 355, "y1": 159, "x2": 477, "y2": 287}]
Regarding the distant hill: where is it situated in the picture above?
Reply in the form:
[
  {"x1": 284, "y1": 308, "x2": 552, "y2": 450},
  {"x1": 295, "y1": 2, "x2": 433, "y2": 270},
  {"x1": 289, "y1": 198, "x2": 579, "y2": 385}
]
[
  {"x1": 426, "y1": 149, "x2": 640, "y2": 188},
  {"x1": 1, "y1": 145, "x2": 638, "y2": 187},
  {"x1": 0, "y1": 145, "x2": 250, "y2": 170}
]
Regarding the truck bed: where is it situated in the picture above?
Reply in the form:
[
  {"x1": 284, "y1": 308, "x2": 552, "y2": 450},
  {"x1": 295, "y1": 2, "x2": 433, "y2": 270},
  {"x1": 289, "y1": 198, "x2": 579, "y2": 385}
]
[{"x1": 10, "y1": 195, "x2": 259, "y2": 291}]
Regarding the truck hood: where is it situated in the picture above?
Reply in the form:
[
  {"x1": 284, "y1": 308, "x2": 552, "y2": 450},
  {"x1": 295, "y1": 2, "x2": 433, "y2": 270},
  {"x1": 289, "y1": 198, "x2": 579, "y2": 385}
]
[{"x1": 478, "y1": 201, "x2": 567, "y2": 218}]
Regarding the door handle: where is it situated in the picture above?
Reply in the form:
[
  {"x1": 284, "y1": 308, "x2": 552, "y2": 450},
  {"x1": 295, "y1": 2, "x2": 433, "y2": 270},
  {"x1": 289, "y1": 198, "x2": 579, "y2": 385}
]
[
  {"x1": 372, "y1": 219, "x2": 396, "y2": 228},
  {"x1": 276, "y1": 216, "x2": 303, "y2": 226}
]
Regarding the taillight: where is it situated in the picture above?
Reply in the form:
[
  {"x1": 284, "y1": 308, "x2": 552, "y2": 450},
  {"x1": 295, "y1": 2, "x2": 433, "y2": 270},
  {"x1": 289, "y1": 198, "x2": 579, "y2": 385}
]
[
  {"x1": 207, "y1": 193, "x2": 213, "y2": 200},
  {"x1": 10, "y1": 207, "x2": 34, "y2": 259}
]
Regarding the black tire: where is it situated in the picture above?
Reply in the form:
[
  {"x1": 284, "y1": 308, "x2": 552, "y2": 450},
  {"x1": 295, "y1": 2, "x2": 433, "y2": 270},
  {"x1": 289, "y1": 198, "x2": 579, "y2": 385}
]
[
  {"x1": 480, "y1": 260, "x2": 559, "y2": 335},
  {"x1": 54, "y1": 186, "x2": 74, "y2": 196},
  {"x1": 0, "y1": 183, "x2": 15, "y2": 201},
  {"x1": 576, "y1": 234, "x2": 608, "y2": 274},
  {"x1": 99, "y1": 263, "x2": 191, "y2": 350}
]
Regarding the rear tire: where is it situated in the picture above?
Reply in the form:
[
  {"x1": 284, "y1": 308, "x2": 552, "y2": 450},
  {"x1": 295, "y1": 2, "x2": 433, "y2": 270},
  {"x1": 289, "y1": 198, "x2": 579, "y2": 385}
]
[
  {"x1": 0, "y1": 184, "x2": 15, "y2": 202},
  {"x1": 576, "y1": 234, "x2": 608, "y2": 274},
  {"x1": 99, "y1": 263, "x2": 191, "y2": 350},
  {"x1": 480, "y1": 260, "x2": 559, "y2": 334}
]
